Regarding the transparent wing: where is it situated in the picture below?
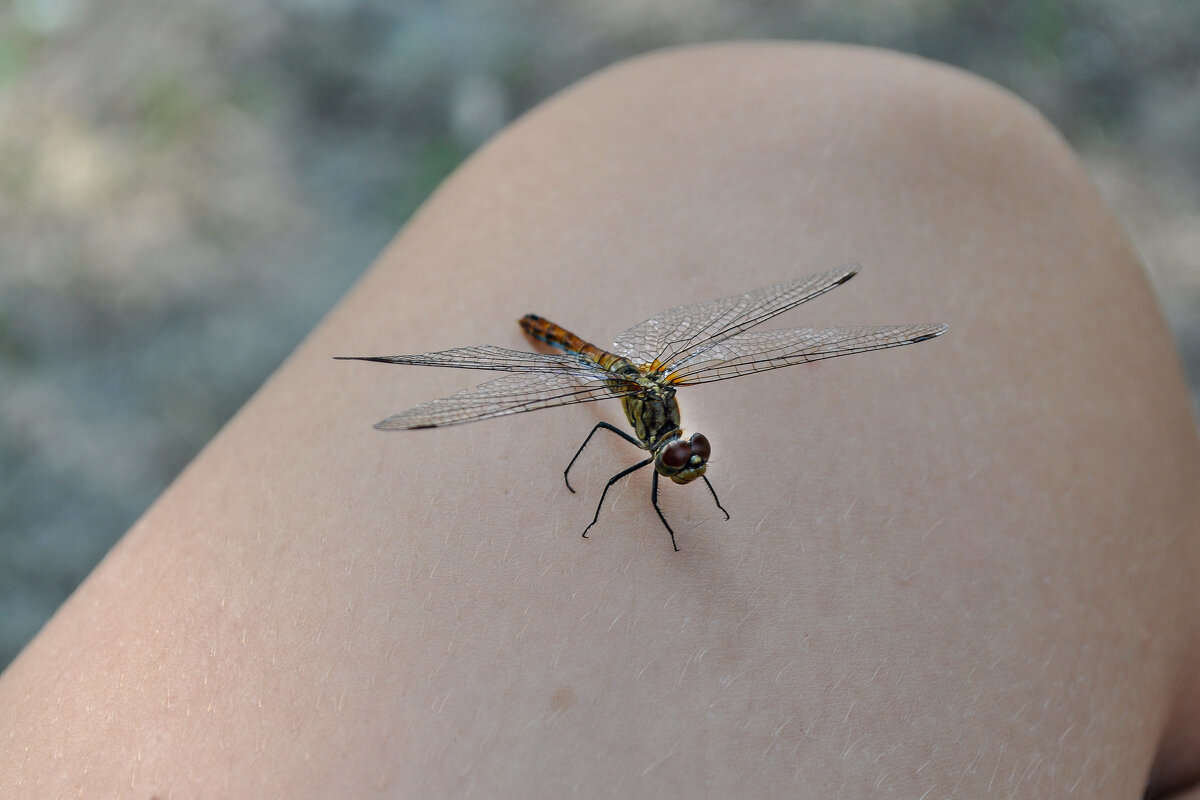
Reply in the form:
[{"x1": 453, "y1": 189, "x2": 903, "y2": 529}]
[
  {"x1": 612, "y1": 265, "x2": 859, "y2": 368},
  {"x1": 373, "y1": 371, "x2": 641, "y2": 429},
  {"x1": 664, "y1": 323, "x2": 949, "y2": 386},
  {"x1": 335, "y1": 344, "x2": 592, "y2": 373}
]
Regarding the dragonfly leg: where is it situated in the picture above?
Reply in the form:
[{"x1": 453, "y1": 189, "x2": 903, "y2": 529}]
[
  {"x1": 564, "y1": 421, "x2": 642, "y2": 493},
  {"x1": 650, "y1": 471, "x2": 680, "y2": 552},
  {"x1": 582, "y1": 457, "x2": 653, "y2": 539},
  {"x1": 701, "y1": 475, "x2": 731, "y2": 521}
]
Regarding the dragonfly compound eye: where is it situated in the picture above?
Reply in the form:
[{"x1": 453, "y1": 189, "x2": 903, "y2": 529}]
[
  {"x1": 661, "y1": 439, "x2": 692, "y2": 470},
  {"x1": 689, "y1": 433, "x2": 711, "y2": 461}
]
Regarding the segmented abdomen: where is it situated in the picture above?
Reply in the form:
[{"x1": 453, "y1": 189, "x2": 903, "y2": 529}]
[{"x1": 520, "y1": 314, "x2": 626, "y2": 371}]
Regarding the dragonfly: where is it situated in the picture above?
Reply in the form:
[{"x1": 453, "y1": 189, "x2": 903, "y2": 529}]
[{"x1": 337, "y1": 265, "x2": 947, "y2": 551}]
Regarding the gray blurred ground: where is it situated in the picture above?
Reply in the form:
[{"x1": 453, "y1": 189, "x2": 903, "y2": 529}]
[{"x1": 1, "y1": 0, "x2": 1198, "y2": 669}]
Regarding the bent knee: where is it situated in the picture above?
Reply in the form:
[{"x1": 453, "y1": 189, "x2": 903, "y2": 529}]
[{"x1": 514, "y1": 41, "x2": 1082, "y2": 201}]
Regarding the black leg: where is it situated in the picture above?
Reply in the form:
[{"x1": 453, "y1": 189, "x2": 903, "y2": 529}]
[
  {"x1": 564, "y1": 421, "x2": 642, "y2": 493},
  {"x1": 583, "y1": 457, "x2": 653, "y2": 539},
  {"x1": 650, "y1": 471, "x2": 680, "y2": 552},
  {"x1": 701, "y1": 475, "x2": 731, "y2": 521}
]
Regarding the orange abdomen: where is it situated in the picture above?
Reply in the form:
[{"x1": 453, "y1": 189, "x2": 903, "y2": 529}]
[{"x1": 520, "y1": 314, "x2": 623, "y2": 369}]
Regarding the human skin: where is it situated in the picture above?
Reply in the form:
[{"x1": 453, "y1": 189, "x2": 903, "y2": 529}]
[{"x1": 2, "y1": 42, "x2": 1199, "y2": 798}]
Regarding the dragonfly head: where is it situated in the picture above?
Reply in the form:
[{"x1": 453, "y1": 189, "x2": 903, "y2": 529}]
[{"x1": 656, "y1": 432, "x2": 711, "y2": 484}]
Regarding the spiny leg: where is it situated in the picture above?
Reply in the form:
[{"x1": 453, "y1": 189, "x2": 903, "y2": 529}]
[
  {"x1": 650, "y1": 471, "x2": 680, "y2": 552},
  {"x1": 702, "y1": 475, "x2": 731, "y2": 521},
  {"x1": 564, "y1": 421, "x2": 643, "y2": 493},
  {"x1": 583, "y1": 457, "x2": 653, "y2": 539}
]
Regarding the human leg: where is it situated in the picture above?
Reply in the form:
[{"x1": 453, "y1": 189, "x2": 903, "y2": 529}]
[{"x1": 2, "y1": 42, "x2": 1198, "y2": 798}]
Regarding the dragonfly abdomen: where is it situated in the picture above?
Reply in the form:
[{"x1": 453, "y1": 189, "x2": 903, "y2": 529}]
[{"x1": 520, "y1": 314, "x2": 627, "y2": 371}]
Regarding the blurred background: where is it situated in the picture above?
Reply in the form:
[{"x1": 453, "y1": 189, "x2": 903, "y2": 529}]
[{"x1": 1, "y1": 0, "x2": 1198, "y2": 669}]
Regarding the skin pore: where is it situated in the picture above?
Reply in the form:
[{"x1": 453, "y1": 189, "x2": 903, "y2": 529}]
[{"x1": 2, "y1": 43, "x2": 1199, "y2": 799}]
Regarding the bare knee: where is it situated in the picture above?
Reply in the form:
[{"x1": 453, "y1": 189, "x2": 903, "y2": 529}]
[
  {"x1": 461, "y1": 40, "x2": 1117, "y2": 313},
  {"x1": 517, "y1": 41, "x2": 1200, "y2": 794}
]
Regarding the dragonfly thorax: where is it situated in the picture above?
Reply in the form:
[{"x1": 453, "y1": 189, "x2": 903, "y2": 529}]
[
  {"x1": 655, "y1": 432, "x2": 712, "y2": 484},
  {"x1": 620, "y1": 385, "x2": 680, "y2": 452}
]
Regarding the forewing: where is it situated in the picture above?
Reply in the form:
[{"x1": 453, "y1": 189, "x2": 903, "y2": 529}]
[
  {"x1": 665, "y1": 323, "x2": 949, "y2": 385},
  {"x1": 611, "y1": 265, "x2": 859, "y2": 368},
  {"x1": 336, "y1": 344, "x2": 590, "y2": 373},
  {"x1": 373, "y1": 370, "x2": 639, "y2": 429}
]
